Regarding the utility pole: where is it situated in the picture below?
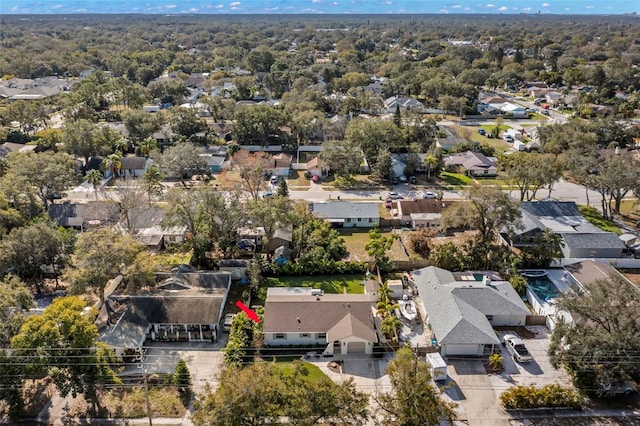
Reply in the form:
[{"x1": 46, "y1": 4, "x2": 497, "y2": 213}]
[{"x1": 140, "y1": 348, "x2": 153, "y2": 426}]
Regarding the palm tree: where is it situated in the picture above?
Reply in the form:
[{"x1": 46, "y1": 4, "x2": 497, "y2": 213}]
[
  {"x1": 86, "y1": 169, "x2": 103, "y2": 200},
  {"x1": 423, "y1": 155, "x2": 439, "y2": 180},
  {"x1": 104, "y1": 153, "x2": 122, "y2": 179},
  {"x1": 112, "y1": 138, "x2": 129, "y2": 155},
  {"x1": 136, "y1": 137, "x2": 157, "y2": 156},
  {"x1": 380, "y1": 316, "x2": 402, "y2": 342}
]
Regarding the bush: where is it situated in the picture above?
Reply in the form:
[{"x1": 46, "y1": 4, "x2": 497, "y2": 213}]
[{"x1": 499, "y1": 384, "x2": 584, "y2": 410}]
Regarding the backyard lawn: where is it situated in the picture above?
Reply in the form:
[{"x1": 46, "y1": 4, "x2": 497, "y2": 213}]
[
  {"x1": 578, "y1": 205, "x2": 622, "y2": 235},
  {"x1": 340, "y1": 228, "x2": 409, "y2": 261},
  {"x1": 264, "y1": 274, "x2": 365, "y2": 295}
]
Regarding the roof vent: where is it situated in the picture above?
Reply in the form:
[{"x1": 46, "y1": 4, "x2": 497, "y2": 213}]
[
  {"x1": 297, "y1": 317, "x2": 301, "y2": 323},
  {"x1": 482, "y1": 276, "x2": 491, "y2": 286}
]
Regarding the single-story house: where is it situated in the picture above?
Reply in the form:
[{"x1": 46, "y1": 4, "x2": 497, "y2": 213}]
[
  {"x1": 435, "y1": 126, "x2": 466, "y2": 151},
  {"x1": 263, "y1": 288, "x2": 377, "y2": 355},
  {"x1": 99, "y1": 271, "x2": 232, "y2": 359},
  {"x1": 48, "y1": 201, "x2": 121, "y2": 230},
  {"x1": 412, "y1": 266, "x2": 530, "y2": 357},
  {"x1": 310, "y1": 201, "x2": 380, "y2": 228},
  {"x1": 443, "y1": 151, "x2": 498, "y2": 177},
  {"x1": 267, "y1": 153, "x2": 292, "y2": 176},
  {"x1": 117, "y1": 156, "x2": 151, "y2": 179},
  {"x1": 200, "y1": 154, "x2": 226, "y2": 174},
  {"x1": 119, "y1": 207, "x2": 187, "y2": 252},
  {"x1": 306, "y1": 156, "x2": 327, "y2": 177},
  {"x1": 384, "y1": 96, "x2": 426, "y2": 113},
  {"x1": 504, "y1": 201, "x2": 625, "y2": 259},
  {"x1": 0, "y1": 142, "x2": 37, "y2": 158},
  {"x1": 394, "y1": 198, "x2": 454, "y2": 229}
]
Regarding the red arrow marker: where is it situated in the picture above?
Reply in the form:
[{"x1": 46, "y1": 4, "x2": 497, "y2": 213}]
[{"x1": 235, "y1": 301, "x2": 260, "y2": 323}]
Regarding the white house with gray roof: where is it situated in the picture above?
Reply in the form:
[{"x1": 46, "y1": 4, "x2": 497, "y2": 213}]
[
  {"x1": 310, "y1": 201, "x2": 380, "y2": 228},
  {"x1": 411, "y1": 266, "x2": 530, "y2": 357},
  {"x1": 262, "y1": 288, "x2": 377, "y2": 355}
]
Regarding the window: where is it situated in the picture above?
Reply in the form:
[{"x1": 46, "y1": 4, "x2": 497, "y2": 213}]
[
  {"x1": 345, "y1": 218, "x2": 351, "y2": 223},
  {"x1": 317, "y1": 333, "x2": 327, "y2": 340},
  {"x1": 368, "y1": 218, "x2": 373, "y2": 223},
  {"x1": 357, "y1": 218, "x2": 362, "y2": 222},
  {"x1": 486, "y1": 315, "x2": 494, "y2": 322},
  {"x1": 274, "y1": 333, "x2": 286, "y2": 340},
  {"x1": 299, "y1": 333, "x2": 311, "y2": 338}
]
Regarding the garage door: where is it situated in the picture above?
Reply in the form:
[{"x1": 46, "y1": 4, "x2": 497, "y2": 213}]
[
  {"x1": 347, "y1": 342, "x2": 366, "y2": 353},
  {"x1": 443, "y1": 344, "x2": 481, "y2": 357}
]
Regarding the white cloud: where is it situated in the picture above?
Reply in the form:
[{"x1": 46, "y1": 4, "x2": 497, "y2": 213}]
[
  {"x1": 229, "y1": 2, "x2": 241, "y2": 6},
  {"x1": 51, "y1": 4, "x2": 64, "y2": 9},
  {"x1": 379, "y1": 1, "x2": 393, "y2": 4},
  {"x1": 565, "y1": 7, "x2": 570, "y2": 11},
  {"x1": 486, "y1": 3, "x2": 494, "y2": 8},
  {"x1": 215, "y1": 4, "x2": 224, "y2": 8},
  {"x1": 522, "y1": 7, "x2": 531, "y2": 11},
  {"x1": 542, "y1": 2, "x2": 550, "y2": 7},
  {"x1": 451, "y1": 4, "x2": 462, "y2": 8},
  {"x1": 498, "y1": 6, "x2": 507, "y2": 11},
  {"x1": 163, "y1": 4, "x2": 177, "y2": 9},
  {"x1": 585, "y1": 5, "x2": 595, "y2": 9},
  {"x1": 312, "y1": 0, "x2": 322, "y2": 3},
  {"x1": 439, "y1": 9, "x2": 449, "y2": 13}
]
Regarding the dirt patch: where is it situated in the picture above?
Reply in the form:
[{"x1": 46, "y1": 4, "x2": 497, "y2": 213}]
[
  {"x1": 483, "y1": 362, "x2": 503, "y2": 375},
  {"x1": 620, "y1": 269, "x2": 640, "y2": 285},
  {"x1": 494, "y1": 326, "x2": 537, "y2": 339}
]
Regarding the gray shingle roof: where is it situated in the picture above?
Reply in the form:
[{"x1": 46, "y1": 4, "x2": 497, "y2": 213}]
[
  {"x1": 311, "y1": 201, "x2": 379, "y2": 220},
  {"x1": 560, "y1": 232, "x2": 626, "y2": 249},
  {"x1": 520, "y1": 201, "x2": 581, "y2": 217},
  {"x1": 412, "y1": 266, "x2": 527, "y2": 347}
]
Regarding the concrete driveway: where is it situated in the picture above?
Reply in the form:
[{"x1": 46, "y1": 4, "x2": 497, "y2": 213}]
[
  {"x1": 491, "y1": 326, "x2": 573, "y2": 391},
  {"x1": 447, "y1": 359, "x2": 511, "y2": 426}
]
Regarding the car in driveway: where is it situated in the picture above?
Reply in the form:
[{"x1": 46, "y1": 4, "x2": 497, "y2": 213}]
[
  {"x1": 386, "y1": 191, "x2": 404, "y2": 200},
  {"x1": 502, "y1": 334, "x2": 533, "y2": 363},
  {"x1": 222, "y1": 313, "x2": 236, "y2": 332},
  {"x1": 311, "y1": 175, "x2": 320, "y2": 183},
  {"x1": 423, "y1": 191, "x2": 437, "y2": 199},
  {"x1": 477, "y1": 128, "x2": 486, "y2": 136},
  {"x1": 384, "y1": 198, "x2": 393, "y2": 208}
]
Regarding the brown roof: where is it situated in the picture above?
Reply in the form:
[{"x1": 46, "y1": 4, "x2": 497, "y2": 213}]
[
  {"x1": 564, "y1": 260, "x2": 622, "y2": 286},
  {"x1": 396, "y1": 198, "x2": 454, "y2": 216},
  {"x1": 263, "y1": 294, "x2": 376, "y2": 342},
  {"x1": 271, "y1": 153, "x2": 292, "y2": 168},
  {"x1": 306, "y1": 156, "x2": 322, "y2": 169}
]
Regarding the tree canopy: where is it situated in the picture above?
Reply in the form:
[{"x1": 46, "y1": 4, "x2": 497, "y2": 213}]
[{"x1": 549, "y1": 275, "x2": 640, "y2": 396}]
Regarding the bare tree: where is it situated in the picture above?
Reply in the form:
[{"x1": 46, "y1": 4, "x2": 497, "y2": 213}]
[{"x1": 230, "y1": 150, "x2": 272, "y2": 200}]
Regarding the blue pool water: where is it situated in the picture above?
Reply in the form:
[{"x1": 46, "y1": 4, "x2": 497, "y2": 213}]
[{"x1": 525, "y1": 275, "x2": 560, "y2": 301}]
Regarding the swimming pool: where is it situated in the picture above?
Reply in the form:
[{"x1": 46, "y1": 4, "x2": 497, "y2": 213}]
[{"x1": 524, "y1": 274, "x2": 561, "y2": 301}]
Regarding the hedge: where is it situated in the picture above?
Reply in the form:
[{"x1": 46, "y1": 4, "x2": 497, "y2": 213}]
[{"x1": 499, "y1": 384, "x2": 584, "y2": 410}]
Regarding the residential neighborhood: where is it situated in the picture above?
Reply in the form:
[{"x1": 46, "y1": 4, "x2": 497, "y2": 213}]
[{"x1": 1, "y1": 11, "x2": 640, "y2": 426}]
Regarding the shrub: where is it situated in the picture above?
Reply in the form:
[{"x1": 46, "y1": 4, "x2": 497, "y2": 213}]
[
  {"x1": 488, "y1": 353, "x2": 503, "y2": 370},
  {"x1": 499, "y1": 384, "x2": 584, "y2": 410}
]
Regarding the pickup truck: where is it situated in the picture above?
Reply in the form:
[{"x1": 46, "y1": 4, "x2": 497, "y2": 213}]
[{"x1": 502, "y1": 334, "x2": 533, "y2": 363}]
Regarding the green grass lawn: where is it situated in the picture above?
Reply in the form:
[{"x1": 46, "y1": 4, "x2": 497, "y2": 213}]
[
  {"x1": 578, "y1": 205, "x2": 622, "y2": 235},
  {"x1": 274, "y1": 361, "x2": 330, "y2": 383},
  {"x1": 264, "y1": 274, "x2": 365, "y2": 295},
  {"x1": 439, "y1": 171, "x2": 473, "y2": 186}
]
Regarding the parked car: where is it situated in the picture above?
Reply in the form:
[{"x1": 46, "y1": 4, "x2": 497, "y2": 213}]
[
  {"x1": 409, "y1": 176, "x2": 417, "y2": 184},
  {"x1": 502, "y1": 334, "x2": 533, "y2": 363},
  {"x1": 386, "y1": 191, "x2": 404, "y2": 200},
  {"x1": 262, "y1": 191, "x2": 273, "y2": 198},
  {"x1": 397, "y1": 175, "x2": 408, "y2": 183},
  {"x1": 423, "y1": 191, "x2": 437, "y2": 199},
  {"x1": 503, "y1": 134, "x2": 514, "y2": 143},
  {"x1": 477, "y1": 128, "x2": 486, "y2": 136},
  {"x1": 601, "y1": 381, "x2": 637, "y2": 397},
  {"x1": 222, "y1": 313, "x2": 236, "y2": 332},
  {"x1": 312, "y1": 175, "x2": 320, "y2": 183},
  {"x1": 384, "y1": 198, "x2": 393, "y2": 208},
  {"x1": 270, "y1": 175, "x2": 279, "y2": 185}
]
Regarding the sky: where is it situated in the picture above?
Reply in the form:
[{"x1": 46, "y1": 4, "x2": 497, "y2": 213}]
[{"x1": 1, "y1": 0, "x2": 638, "y2": 15}]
